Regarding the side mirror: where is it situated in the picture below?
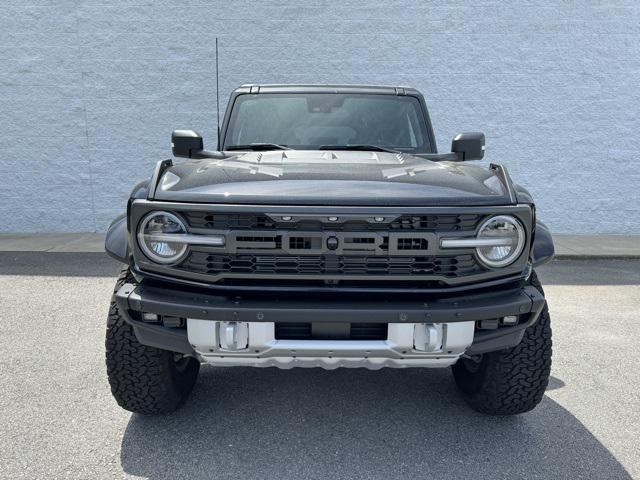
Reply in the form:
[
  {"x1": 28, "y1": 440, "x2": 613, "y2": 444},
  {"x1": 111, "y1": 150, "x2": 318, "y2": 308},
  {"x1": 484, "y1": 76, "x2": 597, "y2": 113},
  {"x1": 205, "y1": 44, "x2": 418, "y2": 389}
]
[
  {"x1": 171, "y1": 129, "x2": 204, "y2": 158},
  {"x1": 451, "y1": 132, "x2": 485, "y2": 161},
  {"x1": 171, "y1": 130, "x2": 225, "y2": 159}
]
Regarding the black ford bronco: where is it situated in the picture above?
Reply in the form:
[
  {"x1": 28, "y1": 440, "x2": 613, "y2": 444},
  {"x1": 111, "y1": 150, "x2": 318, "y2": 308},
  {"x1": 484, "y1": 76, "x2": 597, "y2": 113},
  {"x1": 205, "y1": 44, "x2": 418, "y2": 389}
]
[{"x1": 105, "y1": 84, "x2": 554, "y2": 415}]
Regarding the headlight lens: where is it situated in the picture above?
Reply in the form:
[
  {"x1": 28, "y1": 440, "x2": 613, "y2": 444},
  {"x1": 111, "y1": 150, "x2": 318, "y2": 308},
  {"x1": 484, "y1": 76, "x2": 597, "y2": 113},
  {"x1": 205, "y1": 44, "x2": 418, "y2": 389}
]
[
  {"x1": 476, "y1": 215, "x2": 525, "y2": 267},
  {"x1": 137, "y1": 211, "x2": 188, "y2": 264}
]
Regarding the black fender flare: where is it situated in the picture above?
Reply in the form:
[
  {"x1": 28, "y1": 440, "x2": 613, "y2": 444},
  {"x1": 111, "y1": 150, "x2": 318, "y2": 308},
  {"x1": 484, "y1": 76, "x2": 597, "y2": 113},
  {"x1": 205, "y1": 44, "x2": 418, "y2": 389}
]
[
  {"x1": 105, "y1": 214, "x2": 129, "y2": 263},
  {"x1": 105, "y1": 180, "x2": 151, "y2": 263},
  {"x1": 531, "y1": 220, "x2": 554, "y2": 267}
]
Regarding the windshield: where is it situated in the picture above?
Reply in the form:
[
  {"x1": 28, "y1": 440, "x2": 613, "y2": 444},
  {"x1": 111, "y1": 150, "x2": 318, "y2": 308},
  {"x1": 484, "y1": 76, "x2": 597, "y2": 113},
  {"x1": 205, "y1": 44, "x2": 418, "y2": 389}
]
[{"x1": 223, "y1": 93, "x2": 430, "y2": 152}]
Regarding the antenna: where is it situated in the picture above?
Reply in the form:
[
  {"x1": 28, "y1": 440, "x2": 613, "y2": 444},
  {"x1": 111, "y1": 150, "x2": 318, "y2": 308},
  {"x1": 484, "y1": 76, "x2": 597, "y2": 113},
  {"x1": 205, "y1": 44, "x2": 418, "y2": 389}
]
[{"x1": 215, "y1": 37, "x2": 220, "y2": 148}]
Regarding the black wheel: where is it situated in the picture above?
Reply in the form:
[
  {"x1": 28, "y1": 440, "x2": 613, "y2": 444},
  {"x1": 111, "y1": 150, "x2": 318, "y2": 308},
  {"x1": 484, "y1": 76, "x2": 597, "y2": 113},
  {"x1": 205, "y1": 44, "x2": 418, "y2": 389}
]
[
  {"x1": 452, "y1": 271, "x2": 552, "y2": 415},
  {"x1": 105, "y1": 267, "x2": 200, "y2": 415}
]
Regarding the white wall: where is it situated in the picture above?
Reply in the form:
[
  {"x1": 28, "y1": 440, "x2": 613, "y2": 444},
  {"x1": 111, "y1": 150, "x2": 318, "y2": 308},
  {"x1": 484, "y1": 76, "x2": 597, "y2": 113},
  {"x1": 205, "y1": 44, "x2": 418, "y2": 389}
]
[{"x1": 2, "y1": 1, "x2": 639, "y2": 233}]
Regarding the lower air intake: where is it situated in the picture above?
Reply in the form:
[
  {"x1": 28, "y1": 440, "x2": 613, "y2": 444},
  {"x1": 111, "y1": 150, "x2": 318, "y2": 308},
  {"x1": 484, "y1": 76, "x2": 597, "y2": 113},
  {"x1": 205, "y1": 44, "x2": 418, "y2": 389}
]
[{"x1": 275, "y1": 322, "x2": 388, "y2": 340}]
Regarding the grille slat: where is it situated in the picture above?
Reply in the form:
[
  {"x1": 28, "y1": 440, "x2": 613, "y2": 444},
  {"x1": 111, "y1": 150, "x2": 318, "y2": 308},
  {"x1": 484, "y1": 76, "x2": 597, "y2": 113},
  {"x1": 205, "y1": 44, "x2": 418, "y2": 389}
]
[
  {"x1": 183, "y1": 253, "x2": 478, "y2": 277},
  {"x1": 185, "y1": 212, "x2": 482, "y2": 232}
]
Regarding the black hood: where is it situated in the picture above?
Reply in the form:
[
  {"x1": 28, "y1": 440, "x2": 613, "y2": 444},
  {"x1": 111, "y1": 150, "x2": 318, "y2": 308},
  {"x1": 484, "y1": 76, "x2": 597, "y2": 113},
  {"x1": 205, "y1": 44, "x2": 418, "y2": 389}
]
[{"x1": 153, "y1": 150, "x2": 512, "y2": 206}]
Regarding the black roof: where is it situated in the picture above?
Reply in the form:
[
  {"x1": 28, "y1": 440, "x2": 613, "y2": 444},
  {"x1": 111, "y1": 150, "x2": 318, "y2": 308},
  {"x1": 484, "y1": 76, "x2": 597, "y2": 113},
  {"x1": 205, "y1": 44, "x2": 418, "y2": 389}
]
[{"x1": 234, "y1": 84, "x2": 421, "y2": 96}]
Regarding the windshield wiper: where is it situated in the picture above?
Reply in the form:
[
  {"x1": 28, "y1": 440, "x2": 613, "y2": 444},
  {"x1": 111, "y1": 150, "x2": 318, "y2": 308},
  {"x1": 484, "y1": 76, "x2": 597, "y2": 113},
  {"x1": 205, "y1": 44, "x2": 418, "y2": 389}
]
[
  {"x1": 318, "y1": 144, "x2": 400, "y2": 154},
  {"x1": 225, "y1": 143, "x2": 290, "y2": 151}
]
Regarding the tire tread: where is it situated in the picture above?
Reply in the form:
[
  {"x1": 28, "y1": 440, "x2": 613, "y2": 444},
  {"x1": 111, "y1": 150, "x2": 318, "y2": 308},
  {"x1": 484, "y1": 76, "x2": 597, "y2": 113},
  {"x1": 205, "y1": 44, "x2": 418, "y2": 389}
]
[
  {"x1": 452, "y1": 272, "x2": 552, "y2": 415},
  {"x1": 105, "y1": 268, "x2": 199, "y2": 415}
]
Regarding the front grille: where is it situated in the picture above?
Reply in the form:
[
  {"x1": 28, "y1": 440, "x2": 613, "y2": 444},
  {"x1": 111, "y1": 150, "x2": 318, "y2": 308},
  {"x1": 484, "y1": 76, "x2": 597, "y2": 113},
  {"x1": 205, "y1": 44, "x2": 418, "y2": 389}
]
[
  {"x1": 275, "y1": 322, "x2": 388, "y2": 340},
  {"x1": 181, "y1": 252, "x2": 479, "y2": 277},
  {"x1": 157, "y1": 211, "x2": 492, "y2": 285}
]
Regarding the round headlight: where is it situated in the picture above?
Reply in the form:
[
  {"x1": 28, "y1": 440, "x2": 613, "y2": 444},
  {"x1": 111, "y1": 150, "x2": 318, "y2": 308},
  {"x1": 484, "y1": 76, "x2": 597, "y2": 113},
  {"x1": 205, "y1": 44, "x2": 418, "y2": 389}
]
[
  {"x1": 476, "y1": 215, "x2": 525, "y2": 268},
  {"x1": 137, "y1": 211, "x2": 188, "y2": 264}
]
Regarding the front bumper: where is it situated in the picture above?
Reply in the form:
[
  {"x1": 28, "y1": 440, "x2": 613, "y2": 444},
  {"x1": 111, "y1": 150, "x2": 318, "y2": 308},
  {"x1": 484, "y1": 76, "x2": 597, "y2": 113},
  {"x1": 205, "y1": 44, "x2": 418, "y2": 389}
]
[{"x1": 115, "y1": 281, "x2": 546, "y2": 368}]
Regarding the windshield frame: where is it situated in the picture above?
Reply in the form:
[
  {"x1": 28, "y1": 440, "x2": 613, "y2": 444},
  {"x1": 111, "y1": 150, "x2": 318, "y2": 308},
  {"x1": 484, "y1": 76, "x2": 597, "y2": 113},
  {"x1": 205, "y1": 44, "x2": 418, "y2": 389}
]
[{"x1": 219, "y1": 91, "x2": 437, "y2": 153}]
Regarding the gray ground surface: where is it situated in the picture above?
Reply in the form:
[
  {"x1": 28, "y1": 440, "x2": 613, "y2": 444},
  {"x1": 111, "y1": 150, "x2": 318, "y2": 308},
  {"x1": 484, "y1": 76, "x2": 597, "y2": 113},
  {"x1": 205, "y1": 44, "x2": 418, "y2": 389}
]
[{"x1": 0, "y1": 254, "x2": 638, "y2": 479}]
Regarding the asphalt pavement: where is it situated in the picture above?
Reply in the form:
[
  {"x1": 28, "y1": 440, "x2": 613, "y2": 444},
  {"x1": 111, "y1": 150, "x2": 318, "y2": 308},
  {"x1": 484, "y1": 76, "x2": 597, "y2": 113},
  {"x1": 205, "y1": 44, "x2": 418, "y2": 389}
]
[{"x1": 0, "y1": 254, "x2": 638, "y2": 479}]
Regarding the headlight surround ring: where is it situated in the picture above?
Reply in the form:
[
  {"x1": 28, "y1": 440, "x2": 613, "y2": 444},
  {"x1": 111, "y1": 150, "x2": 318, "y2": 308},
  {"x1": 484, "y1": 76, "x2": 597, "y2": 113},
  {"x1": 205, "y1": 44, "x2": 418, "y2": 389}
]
[
  {"x1": 475, "y1": 215, "x2": 526, "y2": 268},
  {"x1": 137, "y1": 211, "x2": 189, "y2": 264}
]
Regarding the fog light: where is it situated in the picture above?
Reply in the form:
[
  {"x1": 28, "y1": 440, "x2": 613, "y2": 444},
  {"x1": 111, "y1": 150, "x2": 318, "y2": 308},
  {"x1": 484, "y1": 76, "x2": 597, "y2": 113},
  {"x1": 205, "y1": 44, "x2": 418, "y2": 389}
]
[
  {"x1": 502, "y1": 315, "x2": 518, "y2": 326},
  {"x1": 142, "y1": 313, "x2": 159, "y2": 323}
]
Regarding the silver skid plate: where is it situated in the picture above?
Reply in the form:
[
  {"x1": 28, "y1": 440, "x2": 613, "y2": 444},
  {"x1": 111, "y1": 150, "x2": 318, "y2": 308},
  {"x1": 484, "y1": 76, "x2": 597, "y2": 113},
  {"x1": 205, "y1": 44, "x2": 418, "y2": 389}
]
[{"x1": 187, "y1": 320, "x2": 475, "y2": 369}]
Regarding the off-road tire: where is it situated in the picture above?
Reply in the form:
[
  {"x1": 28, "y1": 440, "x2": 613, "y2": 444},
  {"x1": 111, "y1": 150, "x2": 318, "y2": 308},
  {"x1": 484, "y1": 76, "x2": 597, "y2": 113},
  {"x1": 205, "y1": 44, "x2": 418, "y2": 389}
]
[
  {"x1": 105, "y1": 267, "x2": 200, "y2": 415},
  {"x1": 452, "y1": 271, "x2": 552, "y2": 415}
]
